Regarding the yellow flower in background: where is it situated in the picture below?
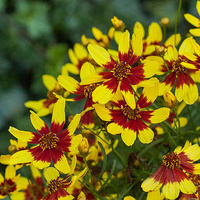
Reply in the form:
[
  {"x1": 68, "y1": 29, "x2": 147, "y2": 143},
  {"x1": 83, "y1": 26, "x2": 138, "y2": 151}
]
[
  {"x1": 43, "y1": 156, "x2": 87, "y2": 200},
  {"x1": 62, "y1": 43, "x2": 100, "y2": 75},
  {"x1": 184, "y1": 1, "x2": 200, "y2": 37},
  {"x1": 81, "y1": 26, "x2": 115, "y2": 48},
  {"x1": 0, "y1": 166, "x2": 25, "y2": 199},
  {"x1": 11, "y1": 165, "x2": 46, "y2": 200},
  {"x1": 25, "y1": 74, "x2": 69, "y2": 117}
]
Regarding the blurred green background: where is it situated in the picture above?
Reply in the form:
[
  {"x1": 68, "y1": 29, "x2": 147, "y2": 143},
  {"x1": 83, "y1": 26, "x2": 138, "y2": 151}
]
[{"x1": 0, "y1": 0, "x2": 197, "y2": 166}]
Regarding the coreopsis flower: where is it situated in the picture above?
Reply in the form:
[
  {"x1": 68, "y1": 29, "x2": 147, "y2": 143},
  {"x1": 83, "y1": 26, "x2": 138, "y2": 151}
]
[
  {"x1": 94, "y1": 81, "x2": 170, "y2": 146},
  {"x1": 11, "y1": 165, "x2": 46, "y2": 200},
  {"x1": 62, "y1": 43, "x2": 99, "y2": 75},
  {"x1": 43, "y1": 156, "x2": 87, "y2": 200},
  {"x1": 184, "y1": 1, "x2": 200, "y2": 37},
  {"x1": 9, "y1": 98, "x2": 83, "y2": 174},
  {"x1": 81, "y1": 30, "x2": 159, "y2": 110},
  {"x1": 25, "y1": 74, "x2": 69, "y2": 117},
  {"x1": 81, "y1": 26, "x2": 115, "y2": 48},
  {"x1": 0, "y1": 139, "x2": 27, "y2": 166},
  {"x1": 58, "y1": 62, "x2": 98, "y2": 128},
  {"x1": 0, "y1": 165, "x2": 24, "y2": 199},
  {"x1": 141, "y1": 140, "x2": 200, "y2": 199},
  {"x1": 158, "y1": 37, "x2": 199, "y2": 105}
]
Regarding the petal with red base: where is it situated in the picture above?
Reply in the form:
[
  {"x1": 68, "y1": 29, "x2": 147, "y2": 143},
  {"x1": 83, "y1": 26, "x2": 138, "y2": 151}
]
[
  {"x1": 30, "y1": 111, "x2": 49, "y2": 135},
  {"x1": 159, "y1": 73, "x2": 176, "y2": 95},
  {"x1": 92, "y1": 78, "x2": 118, "y2": 104},
  {"x1": 52, "y1": 151, "x2": 71, "y2": 174},
  {"x1": 121, "y1": 123, "x2": 137, "y2": 146},
  {"x1": 57, "y1": 75, "x2": 81, "y2": 94},
  {"x1": 118, "y1": 30, "x2": 130, "y2": 62},
  {"x1": 136, "y1": 120, "x2": 154, "y2": 144},
  {"x1": 120, "y1": 78, "x2": 136, "y2": 109},
  {"x1": 51, "y1": 98, "x2": 65, "y2": 134},
  {"x1": 88, "y1": 44, "x2": 116, "y2": 70},
  {"x1": 107, "y1": 122, "x2": 124, "y2": 135},
  {"x1": 141, "y1": 165, "x2": 165, "y2": 192},
  {"x1": 131, "y1": 33, "x2": 143, "y2": 58},
  {"x1": 8, "y1": 127, "x2": 37, "y2": 143}
]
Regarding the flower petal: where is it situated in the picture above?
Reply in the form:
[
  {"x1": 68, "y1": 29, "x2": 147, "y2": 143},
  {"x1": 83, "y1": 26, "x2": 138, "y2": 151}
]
[
  {"x1": 93, "y1": 104, "x2": 112, "y2": 121},
  {"x1": 149, "y1": 108, "x2": 170, "y2": 123},
  {"x1": 8, "y1": 126, "x2": 35, "y2": 143},
  {"x1": 121, "y1": 127, "x2": 137, "y2": 146},
  {"x1": 43, "y1": 167, "x2": 60, "y2": 183},
  {"x1": 107, "y1": 122, "x2": 123, "y2": 135},
  {"x1": 5, "y1": 165, "x2": 16, "y2": 180},
  {"x1": 184, "y1": 13, "x2": 200, "y2": 28},
  {"x1": 80, "y1": 62, "x2": 96, "y2": 81},
  {"x1": 42, "y1": 75, "x2": 57, "y2": 91},
  {"x1": 164, "y1": 34, "x2": 181, "y2": 47},
  {"x1": 30, "y1": 111, "x2": 49, "y2": 135}
]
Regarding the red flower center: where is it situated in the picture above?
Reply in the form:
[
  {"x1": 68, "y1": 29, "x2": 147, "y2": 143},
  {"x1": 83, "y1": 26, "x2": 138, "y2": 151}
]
[
  {"x1": 188, "y1": 174, "x2": 200, "y2": 187},
  {"x1": 172, "y1": 58, "x2": 186, "y2": 74},
  {"x1": 162, "y1": 152, "x2": 180, "y2": 169},
  {"x1": 0, "y1": 180, "x2": 16, "y2": 196},
  {"x1": 39, "y1": 132, "x2": 59, "y2": 151},
  {"x1": 113, "y1": 62, "x2": 132, "y2": 81},
  {"x1": 84, "y1": 83, "x2": 99, "y2": 98},
  {"x1": 48, "y1": 178, "x2": 63, "y2": 194},
  {"x1": 123, "y1": 104, "x2": 141, "y2": 120}
]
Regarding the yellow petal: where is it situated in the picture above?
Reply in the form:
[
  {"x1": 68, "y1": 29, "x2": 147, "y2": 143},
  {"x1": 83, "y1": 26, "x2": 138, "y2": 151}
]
[
  {"x1": 42, "y1": 74, "x2": 57, "y2": 91},
  {"x1": 149, "y1": 108, "x2": 170, "y2": 123},
  {"x1": 62, "y1": 63, "x2": 79, "y2": 75},
  {"x1": 107, "y1": 122, "x2": 123, "y2": 135},
  {"x1": 142, "y1": 60, "x2": 159, "y2": 78},
  {"x1": 133, "y1": 22, "x2": 145, "y2": 39},
  {"x1": 131, "y1": 33, "x2": 143, "y2": 57},
  {"x1": 179, "y1": 37, "x2": 194, "y2": 55},
  {"x1": 138, "y1": 127, "x2": 154, "y2": 144},
  {"x1": 68, "y1": 48, "x2": 78, "y2": 65},
  {"x1": 51, "y1": 97, "x2": 65, "y2": 127},
  {"x1": 119, "y1": 30, "x2": 130, "y2": 56},
  {"x1": 0, "y1": 155, "x2": 11, "y2": 165},
  {"x1": 8, "y1": 127, "x2": 34, "y2": 142},
  {"x1": 5, "y1": 165, "x2": 16, "y2": 180},
  {"x1": 43, "y1": 167, "x2": 60, "y2": 183},
  {"x1": 164, "y1": 46, "x2": 178, "y2": 61},
  {"x1": 121, "y1": 89, "x2": 136, "y2": 109},
  {"x1": 74, "y1": 43, "x2": 88, "y2": 60},
  {"x1": 164, "y1": 34, "x2": 181, "y2": 47},
  {"x1": 30, "y1": 111, "x2": 47, "y2": 132},
  {"x1": 9, "y1": 150, "x2": 34, "y2": 165},
  {"x1": 183, "y1": 82, "x2": 198, "y2": 104},
  {"x1": 175, "y1": 83, "x2": 189, "y2": 102},
  {"x1": 69, "y1": 134, "x2": 83, "y2": 152},
  {"x1": 197, "y1": 1, "x2": 200, "y2": 16},
  {"x1": 191, "y1": 38, "x2": 200, "y2": 55},
  {"x1": 32, "y1": 159, "x2": 50, "y2": 169},
  {"x1": 141, "y1": 177, "x2": 162, "y2": 192},
  {"x1": 57, "y1": 75, "x2": 79, "y2": 93},
  {"x1": 80, "y1": 62, "x2": 96, "y2": 81},
  {"x1": 30, "y1": 164, "x2": 42, "y2": 180},
  {"x1": 121, "y1": 128, "x2": 137, "y2": 146},
  {"x1": 146, "y1": 22, "x2": 162, "y2": 44},
  {"x1": 68, "y1": 114, "x2": 81, "y2": 136},
  {"x1": 93, "y1": 104, "x2": 112, "y2": 121},
  {"x1": 147, "y1": 190, "x2": 161, "y2": 200},
  {"x1": 179, "y1": 178, "x2": 196, "y2": 194},
  {"x1": 114, "y1": 31, "x2": 123, "y2": 45},
  {"x1": 184, "y1": 13, "x2": 200, "y2": 28},
  {"x1": 54, "y1": 154, "x2": 71, "y2": 174},
  {"x1": 189, "y1": 28, "x2": 200, "y2": 37},
  {"x1": 162, "y1": 182, "x2": 180, "y2": 199},
  {"x1": 88, "y1": 44, "x2": 111, "y2": 67},
  {"x1": 80, "y1": 74, "x2": 103, "y2": 85},
  {"x1": 92, "y1": 27, "x2": 103, "y2": 40},
  {"x1": 92, "y1": 84, "x2": 115, "y2": 104}
]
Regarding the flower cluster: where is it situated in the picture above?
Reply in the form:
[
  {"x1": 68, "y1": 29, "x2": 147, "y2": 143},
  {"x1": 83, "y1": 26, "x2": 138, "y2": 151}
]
[{"x1": 1, "y1": 1, "x2": 200, "y2": 200}]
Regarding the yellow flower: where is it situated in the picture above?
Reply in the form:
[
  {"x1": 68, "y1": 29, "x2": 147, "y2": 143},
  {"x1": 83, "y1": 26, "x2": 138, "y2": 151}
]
[{"x1": 184, "y1": 1, "x2": 200, "y2": 36}]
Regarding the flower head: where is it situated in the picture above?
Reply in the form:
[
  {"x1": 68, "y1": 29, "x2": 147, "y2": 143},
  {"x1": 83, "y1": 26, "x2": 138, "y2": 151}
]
[
  {"x1": 141, "y1": 140, "x2": 200, "y2": 199},
  {"x1": 9, "y1": 98, "x2": 83, "y2": 174}
]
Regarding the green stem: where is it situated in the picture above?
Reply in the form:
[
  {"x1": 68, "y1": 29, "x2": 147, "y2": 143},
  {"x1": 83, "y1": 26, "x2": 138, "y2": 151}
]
[
  {"x1": 187, "y1": 105, "x2": 196, "y2": 131},
  {"x1": 173, "y1": 108, "x2": 181, "y2": 143},
  {"x1": 7, "y1": 194, "x2": 12, "y2": 200},
  {"x1": 162, "y1": 26, "x2": 166, "y2": 45},
  {"x1": 174, "y1": 0, "x2": 182, "y2": 46},
  {"x1": 160, "y1": 122, "x2": 177, "y2": 147},
  {"x1": 65, "y1": 102, "x2": 74, "y2": 115}
]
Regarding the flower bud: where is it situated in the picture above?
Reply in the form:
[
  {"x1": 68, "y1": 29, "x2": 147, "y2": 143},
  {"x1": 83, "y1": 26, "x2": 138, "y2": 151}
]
[
  {"x1": 111, "y1": 16, "x2": 125, "y2": 31},
  {"x1": 163, "y1": 91, "x2": 177, "y2": 108},
  {"x1": 155, "y1": 46, "x2": 165, "y2": 56},
  {"x1": 77, "y1": 192, "x2": 86, "y2": 200},
  {"x1": 78, "y1": 137, "x2": 89, "y2": 155},
  {"x1": 161, "y1": 17, "x2": 169, "y2": 27},
  {"x1": 8, "y1": 144, "x2": 17, "y2": 154}
]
